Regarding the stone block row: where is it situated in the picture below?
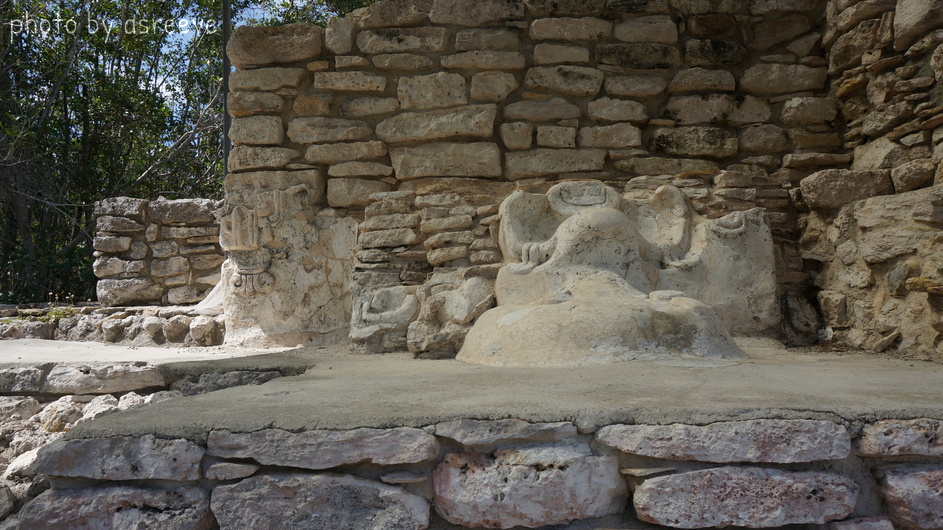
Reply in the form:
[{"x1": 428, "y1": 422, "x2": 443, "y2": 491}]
[
  {"x1": 12, "y1": 416, "x2": 943, "y2": 528},
  {"x1": 93, "y1": 197, "x2": 223, "y2": 307}
]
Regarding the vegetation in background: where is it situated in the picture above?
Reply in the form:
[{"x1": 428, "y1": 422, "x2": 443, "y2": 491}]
[{"x1": 0, "y1": 0, "x2": 374, "y2": 304}]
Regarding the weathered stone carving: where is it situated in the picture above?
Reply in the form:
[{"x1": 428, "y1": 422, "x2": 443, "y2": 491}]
[{"x1": 458, "y1": 180, "x2": 778, "y2": 366}]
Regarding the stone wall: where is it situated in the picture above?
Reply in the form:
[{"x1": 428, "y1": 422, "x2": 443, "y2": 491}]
[
  {"x1": 93, "y1": 197, "x2": 223, "y2": 307},
  {"x1": 6, "y1": 417, "x2": 943, "y2": 528},
  {"x1": 796, "y1": 0, "x2": 943, "y2": 360}
]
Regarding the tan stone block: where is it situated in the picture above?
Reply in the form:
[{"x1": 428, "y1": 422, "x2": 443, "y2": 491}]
[
  {"x1": 429, "y1": 0, "x2": 525, "y2": 26},
  {"x1": 740, "y1": 124, "x2": 790, "y2": 152},
  {"x1": 228, "y1": 92, "x2": 285, "y2": 117},
  {"x1": 799, "y1": 169, "x2": 892, "y2": 209},
  {"x1": 605, "y1": 75, "x2": 668, "y2": 97},
  {"x1": 340, "y1": 97, "x2": 400, "y2": 117},
  {"x1": 505, "y1": 149, "x2": 606, "y2": 179},
  {"x1": 287, "y1": 117, "x2": 371, "y2": 144},
  {"x1": 651, "y1": 126, "x2": 738, "y2": 158},
  {"x1": 441, "y1": 51, "x2": 526, "y2": 70},
  {"x1": 328, "y1": 179, "x2": 394, "y2": 209},
  {"x1": 228, "y1": 146, "x2": 299, "y2": 171},
  {"x1": 292, "y1": 94, "x2": 330, "y2": 116},
  {"x1": 325, "y1": 16, "x2": 355, "y2": 55},
  {"x1": 398, "y1": 72, "x2": 467, "y2": 110},
  {"x1": 500, "y1": 122, "x2": 534, "y2": 149},
  {"x1": 667, "y1": 68, "x2": 736, "y2": 92},
  {"x1": 305, "y1": 141, "x2": 388, "y2": 165},
  {"x1": 470, "y1": 72, "x2": 519, "y2": 102},
  {"x1": 529, "y1": 17, "x2": 612, "y2": 40},
  {"x1": 313, "y1": 71, "x2": 387, "y2": 92},
  {"x1": 227, "y1": 23, "x2": 322, "y2": 69},
  {"x1": 537, "y1": 126, "x2": 577, "y2": 148},
  {"x1": 455, "y1": 28, "x2": 520, "y2": 51},
  {"x1": 376, "y1": 105, "x2": 496, "y2": 144},
  {"x1": 420, "y1": 215, "x2": 474, "y2": 234},
  {"x1": 373, "y1": 53, "x2": 434, "y2": 71},
  {"x1": 614, "y1": 15, "x2": 677, "y2": 43},
  {"x1": 534, "y1": 43, "x2": 590, "y2": 64},
  {"x1": 357, "y1": 27, "x2": 448, "y2": 54},
  {"x1": 228, "y1": 116, "x2": 283, "y2": 146},
  {"x1": 427, "y1": 246, "x2": 468, "y2": 265},
  {"x1": 390, "y1": 143, "x2": 502, "y2": 179},
  {"x1": 597, "y1": 43, "x2": 680, "y2": 68},
  {"x1": 579, "y1": 123, "x2": 641, "y2": 148},
  {"x1": 615, "y1": 157, "x2": 718, "y2": 175},
  {"x1": 741, "y1": 64, "x2": 828, "y2": 94},
  {"x1": 523, "y1": 66, "x2": 604, "y2": 97},
  {"x1": 328, "y1": 162, "x2": 394, "y2": 178},
  {"x1": 334, "y1": 56, "x2": 369, "y2": 68},
  {"x1": 587, "y1": 97, "x2": 649, "y2": 122},
  {"x1": 503, "y1": 97, "x2": 580, "y2": 121},
  {"x1": 361, "y1": 214, "x2": 421, "y2": 231},
  {"x1": 230, "y1": 68, "x2": 305, "y2": 92}
]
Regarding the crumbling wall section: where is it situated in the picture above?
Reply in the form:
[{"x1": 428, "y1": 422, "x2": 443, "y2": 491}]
[{"x1": 93, "y1": 197, "x2": 223, "y2": 307}]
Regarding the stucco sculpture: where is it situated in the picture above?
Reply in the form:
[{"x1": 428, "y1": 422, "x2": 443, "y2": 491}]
[{"x1": 458, "y1": 181, "x2": 778, "y2": 367}]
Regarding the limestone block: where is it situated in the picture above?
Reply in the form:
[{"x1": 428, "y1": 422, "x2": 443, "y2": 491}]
[
  {"x1": 430, "y1": 0, "x2": 525, "y2": 25},
  {"x1": 881, "y1": 465, "x2": 943, "y2": 529},
  {"x1": 212, "y1": 473, "x2": 429, "y2": 530},
  {"x1": 530, "y1": 17, "x2": 612, "y2": 40},
  {"x1": 391, "y1": 143, "x2": 503, "y2": 178},
  {"x1": 634, "y1": 467, "x2": 858, "y2": 527},
  {"x1": 228, "y1": 146, "x2": 299, "y2": 171},
  {"x1": 525, "y1": 0, "x2": 608, "y2": 15},
  {"x1": 228, "y1": 92, "x2": 285, "y2": 117},
  {"x1": 428, "y1": 246, "x2": 468, "y2": 265},
  {"x1": 893, "y1": 0, "x2": 943, "y2": 51},
  {"x1": 523, "y1": 65, "x2": 604, "y2": 96},
  {"x1": 742, "y1": 64, "x2": 828, "y2": 94},
  {"x1": 325, "y1": 16, "x2": 355, "y2": 54},
  {"x1": 327, "y1": 179, "x2": 394, "y2": 208},
  {"x1": 93, "y1": 257, "x2": 142, "y2": 278},
  {"x1": 892, "y1": 159, "x2": 936, "y2": 192},
  {"x1": 830, "y1": 517, "x2": 896, "y2": 530},
  {"x1": 30, "y1": 435, "x2": 203, "y2": 480},
  {"x1": 615, "y1": 15, "x2": 678, "y2": 43},
  {"x1": 433, "y1": 445, "x2": 626, "y2": 528},
  {"x1": 799, "y1": 169, "x2": 893, "y2": 209},
  {"x1": 372, "y1": 53, "x2": 434, "y2": 70},
  {"x1": 608, "y1": 0, "x2": 670, "y2": 12},
  {"x1": 329, "y1": 162, "x2": 394, "y2": 177},
  {"x1": 596, "y1": 420, "x2": 850, "y2": 462},
  {"x1": 146, "y1": 198, "x2": 217, "y2": 225},
  {"x1": 685, "y1": 38, "x2": 747, "y2": 66},
  {"x1": 287, "y1": 117, "x2": 371, "y2": 144},
  {"x1": 229, "y1": 116, "x2": 283, "y2": 146},
  {"x1": 784, "y1": 152, "x2": 851, "y2": 168},
  {"x1": 751, "y1": 14, "x2": 811, "y2": 50},
  {"x1": 441, "y1": 50, "x2": 526, "y2": 69},
  {"x1": 93, "y1": 236, "x2": 132, "y2": 253},
  {"x1": 537, "y1": 126, "x2": 577, "y2": 147},
  {"x1": 230, "y1": 68, "x2": 305, "y2": 91},
  {"x1": 227, "y1": 23, "x2": 322, "y2": 69},
  {"x1": 95, "y1": 197, "x2": 147, "y2": 218},
  {"x1": 361, "y1": 228, "x2": 421, "y2": 248},
  {"x1": 357, "y1": 27, "x2": 448, "y2": 54},
  {"x1": 789, "y1": 31, "x2": 822, "y2": 55},
  {"x1": 333, "y1": 56, "x2": 365, "y2": 68},
  {"x1": 651, "y1": 126, "x2": 738, "y2": 158},
  {"x1": 579, "y1": 123, "x2": 642, "y2": 148},
  {"x1": 0, "y1": 396, "x2": 41, "y2": 421},
  {"x1": 398, "y1": 72, "x2": 467, "y2": 110},
  {"x1": 313, "y1": 71, "x2": 387, "y2": 92},
  {"x1": 162, "y1": 225, "x2": 218, "y2": 238},
  {"x1": 740, "y1": 124, "x2": 790, "y2": 152},
  {"x1": 41, "y1": 364, "x2": 165, "y2": 394},
  {"x1": 362, "y1": 214, "x2": 420, "y2": 231},
  {"x1": 435, "y1": 419, "x2": 577, "y2": 449},
  {"x1": 207, "y1": 428, "x2": 438, "y2": 469},
  {"x1": 501, "y1": 122, "x2": 534, "y2": 149},
  {"x1": 615, "y1": 156, "x2": 718, "y2": 174},
  {"x1": 293, "y1": 94, "x2": 330, "y2": 116},
  {"x1": 749, "y1": 0, "x2": 818, "y2": 13},
  {"x1": 0, "y1": 368, "x2": 42, "y2": 393},
  {"x1": 668, "y1": 67, "x2": 736, "y2": 92},
  {"x1": 341, "y1": 97, "x2": 400, "y2": 116},
  {"x1": 471, "y1": 72, "x2": 519, "y2": 102},
  {"x1": 781, "y1": 96, "x2": 838, "y2": 126},
  {"x1": 505, "y1": 149, "x2": 606, "y2": 179},
  {"x1": 151, "y1": 256, "x2": 189, "y2": 277},
  {"x1": 862, "y1": 102, "x2": 914, "y2": 137},
  {"x1": 672, "y1": 0, "x2": 744, "y2": 13},
  {"x1": 597, "y1": 43, "x2": 680, "y2": 68},
  {"x1": 605, "y1": 75, "x2": 668, "y2": 97},
  {"x1": 858, "y1": 419, "x2": 943, "y2": 456},
  {"x1": 376, "y1": 105, "x2": 496, "y2": 144},
  {"x1": 829, "y1": 20, "x2": 884, "y2": 74},
  {"x1": 358, "y1": 0, "x2": 432, "y2": 28},
  {"x1": 19, "y1": 486, "x2": 212, "y2": 529},
  {"x1": 455, "y1": 28, "x2": 521, "y2": 50},
  {"x1": 97, "y1": 278, "x2": 164, "y2": 306},
  {"x1": 665, "y1": 94, "x2": 769, "y2": 125},
  {"x1": 504, "y1": 97, "x2": 581, "y2": 121},
  {"x1": 206, "y1": 462, "x2": 259, "y2": 481},
  {"x1": 305, "y1": 141, "x2": 388, "y2": 165},
  {"x1": 97, "y1": 215, "x2": 144, "y2": 233},
  {"x1": 420, "y1": 215, "x2": 474, "y2": 233},
  {"x1": 587, "y1": 97, "x2": 649, "y2": 122},
  {"x1": 534, "y1": 43, "x2": 589, "y2": 64}
]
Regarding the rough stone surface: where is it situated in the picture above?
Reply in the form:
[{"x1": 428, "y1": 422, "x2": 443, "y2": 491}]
[
  {"x1": 634, "y1": 467, "x2": 858, "y2": 527},
  {"x1": 651, "y1": 126, "x2": 738, "y2": 158},
  {"x1": 19, "y1": 486, "x2": 212, "y2": 529},
  {"x1": 741, "y1": 64, "x2": 828, "y2": 94},
  {"x1": 398, "y1": 72, "x2": 466, "y2": 110},
  {"x1": 328, "y1": 178, "x2": 394, "y2": 208},
  {"x1": 800, "y1": 169, "x2": 893, "y2": 209},
  {"x1": 433, "y1": 445, "x2": 626, "y2": 528},
  {"x1": 230, "y1": 68, "x2": 304, "y2": 91},
  {"x1": 505, "y1": 148, "x2": 606, "y2": 179},
  {"x1": 435, "y1": 419, "x2": 578, "y2": 449},
  {"x1": 894, "y1": 0, "x2": 943, "y2": 50},
  {"x1": 41, "y1": 364, "x2": 165, "y2": 394},
  {"x1": 227, "y1": 23, "x2": 322, "y2": 69},
  {"x1": 357, "y1": 27, "x2": 448, "y2": 54},
  {"x1": 523, "y1": 66, "x2": 604, "y2": 96},
  {"x1": 305, "y1": 141, "x2": 387, "y2": 165},
  {"x1": 31, "y1": 435, "x2": 204, "y2": 480},
  {"x1": 391, "y1": 143, "x2": 502, "y2": 178},
  {"x1": 376, "y1": 105, "x2": 496, "y2": 144},
  {"x1": 212, "y1": 473, "x2": 430, "y2": 530},
  {"x1": 881, "y1": 465, "x2": 943, "y2": 529},
  {"x1": 504, "y1": 98, "x2": 581, "y2": 121},
  {"x1": 529, "y1": 17, "x2": 612, "y2": 41},
  {"x1": 313, "y1": 71, "x2": 387, "y2": 92},
  {"x1": 207, "y1": 427, "x2": 439, "y2": 469},
  {"x1": 287, "y1": 117, "x2": 371, "y2": 144},
  {"x1": 430, "y1": 0, "x2": 525, "y2": 26},
  {"x1": 596, "y1": 420, "x2": 850, "y2": 462},
  {"x1": 858, "y1": 419, "x2": 943, "y2": 456}
]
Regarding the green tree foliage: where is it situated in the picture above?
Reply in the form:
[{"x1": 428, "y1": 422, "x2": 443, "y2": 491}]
[{"x1": 0, "y1": 0, "x2": 373, "y2": 303}]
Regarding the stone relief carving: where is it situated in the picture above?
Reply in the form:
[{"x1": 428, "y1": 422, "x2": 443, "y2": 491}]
[
  {"x1": 458, "y1": 180, "x2": 779, "y2": 367},
  {"x1": 350, "y1": 286, "x2": 421, "y2": 352}
]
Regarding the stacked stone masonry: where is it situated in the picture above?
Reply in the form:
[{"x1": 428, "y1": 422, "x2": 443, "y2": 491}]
[
  {"x1": 92, "y1": 197, "x2": 223, "y2": 307},
  {"x1": 6, "y1": 417, "x2": 943, "y2": 528}
]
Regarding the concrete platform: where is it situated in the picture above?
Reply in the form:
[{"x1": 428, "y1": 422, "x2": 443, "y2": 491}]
[{"x1": 57, "y1": 337, "x2": 943, "y2": 442}]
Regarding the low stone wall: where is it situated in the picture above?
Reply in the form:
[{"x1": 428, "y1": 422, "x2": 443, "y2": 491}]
[
  {"x1": 5, "y1": 416, "x2": 942, "y2": 528},
  {"x1": 93, "y1": 197, "x2": 223, "y2": 307}
]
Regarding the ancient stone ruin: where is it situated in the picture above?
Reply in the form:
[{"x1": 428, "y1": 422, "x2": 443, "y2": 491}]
[{"x1": 2, "y1": 0, "x2": 943, "y2": 527}]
